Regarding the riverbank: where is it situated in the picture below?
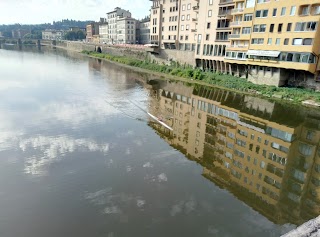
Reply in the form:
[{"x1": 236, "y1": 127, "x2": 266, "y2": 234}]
[{"x1": 82, "y1": 50, "x2": 320, "y2": 105}]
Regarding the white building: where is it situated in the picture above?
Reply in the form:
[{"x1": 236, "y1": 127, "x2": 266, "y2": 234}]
[
  {"x1": 138, "y1": 18, "x2": 150, "y2": 45},
  {"x1": 117, "y1": 18, "x2": 136, "y2": 44},
  {"x1": 99, "y1": 18, "x2": 108, "y2": 44},
  {"x1": 42, "y1": 29, "x2": 64, "y2": 40},
  {"x1": 106, "y1": 7, "x2": 132, "y2": 44}
]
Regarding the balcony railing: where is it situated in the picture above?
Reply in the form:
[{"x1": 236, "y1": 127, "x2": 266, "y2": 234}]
[
  {"x1": 218, "y1": 10, "x2": 232, "y2": 16},
  {"x1": 231, "y1": 8, "x2": 244, "y2": 14},
  {"x1": 192, "y1": 18, "x2": 198, "y2": 22},
  {"x1": 215, "y1": 38, "x2": 229, "y2": 42},
  {"x1": 191, "y1": 29, "x2": 197, "y2": 32},
  {"x1": 229, "y1": 34, "x2": 240, "y2": 38},
  {"x1": 230, "y1": 21, "x2": 242, "y2": 26}
]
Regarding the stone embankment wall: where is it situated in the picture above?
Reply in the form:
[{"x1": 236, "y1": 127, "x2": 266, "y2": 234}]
[
  {"x1": 149, "y1": 49, "x2": 196, "y2": 67},
  {"x1": 55, "y1": 41, "x2": 196, "y2": 67}
]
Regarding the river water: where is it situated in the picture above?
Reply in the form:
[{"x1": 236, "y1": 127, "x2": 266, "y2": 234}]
[{"x1": 0, "y1": 48, "x2": 320, "y2": 237}]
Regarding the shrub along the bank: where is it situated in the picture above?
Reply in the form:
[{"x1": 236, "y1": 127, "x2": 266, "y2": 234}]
[{"x1": 82, "y1": 50, "x2": 320, "y2": 103}]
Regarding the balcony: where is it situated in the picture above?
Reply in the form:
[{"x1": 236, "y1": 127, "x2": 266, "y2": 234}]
[
  {"x1": 192, "y1": 18, "x2": 198, "y2": 22},
  {"x1": 218, "y1": 10, "x2": 232, "y2": 19},
  {"x1": 193, "y1": 5, "x2": 199, "y2": 11},
  {"x1": 231, "y1": 8, "x2": 244, "y2": 14},
  {"x1": 191, "y1": 29, "x2": 197, "y2": 32},
  {"x1": 230, "y1": 21, "x2": 242, "y2": 26},
  {"x1": 229, "y1": 34, "x2": 240, "y2": 38}
]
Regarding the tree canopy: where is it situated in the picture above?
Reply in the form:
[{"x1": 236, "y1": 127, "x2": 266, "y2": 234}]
[{"x1": 64, "y1": 30, "x2": 85, "y2": 41}]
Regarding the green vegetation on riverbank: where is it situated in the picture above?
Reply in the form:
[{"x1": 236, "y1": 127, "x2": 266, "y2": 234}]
[{"x1": 82, "y1": 50, "x2": 320, "y2": 103}]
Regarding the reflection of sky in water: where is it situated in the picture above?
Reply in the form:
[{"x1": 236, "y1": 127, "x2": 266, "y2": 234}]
[{"x1": 0, "y1": 49, "x2": 296, "y2": 237}]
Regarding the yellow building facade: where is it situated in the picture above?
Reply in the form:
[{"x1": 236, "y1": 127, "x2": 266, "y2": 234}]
[{"x1": 150, "y1": 0, "x2": 320, "y2": 86}]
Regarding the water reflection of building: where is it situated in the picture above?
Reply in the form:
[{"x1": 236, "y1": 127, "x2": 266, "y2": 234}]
[{"x1": 147, "y1": 79, "x2": 320, "y2": 226}]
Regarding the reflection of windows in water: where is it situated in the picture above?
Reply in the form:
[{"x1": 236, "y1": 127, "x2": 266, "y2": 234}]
[
  {"x1": 298, "y1": 142, "x2": 313, "y2": 156},
  {"x1": 306, "y1": 130, "x2": 315, "y2": 140}
]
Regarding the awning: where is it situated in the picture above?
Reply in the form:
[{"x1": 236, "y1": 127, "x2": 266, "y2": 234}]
[{"x1": 247, "y1": 50, "x2": 280, "y2": 57}]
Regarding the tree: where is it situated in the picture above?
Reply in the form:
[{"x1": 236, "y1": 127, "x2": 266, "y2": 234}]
[{"x1": 64, "y1": 30, "x2": 85, "y2": 41}]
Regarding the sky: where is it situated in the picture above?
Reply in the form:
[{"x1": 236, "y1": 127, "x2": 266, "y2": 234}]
[{"x1": 0, "y1": 0, "x2": 152, "y2": 25}]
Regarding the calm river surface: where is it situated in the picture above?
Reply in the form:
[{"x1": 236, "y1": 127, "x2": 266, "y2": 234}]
[{"x1": 0, "y1": 48, "x2": 320, "y2": 237}]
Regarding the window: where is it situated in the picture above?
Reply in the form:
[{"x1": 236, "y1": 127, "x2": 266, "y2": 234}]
[
  {"x1": 207, "y1": 22, "x2": 211, "y2": 29},
  {"x1": 275, "y1": 38, "x2": 280, "y2": 45},
  {"x1": 299, "y1": 143, "x2": 313, "y2": 156},
  {"x1": 186, "y1": 24, "x2": 189, "y2": 30},
  {"x1": 256, "y1": 10, "x2": 268, "y2": 18},
  {"x1": 269, "y1": 24, "x2": 274, "y2": 32},
  {"x1": 303, "y1": 38, "x2": 313, "y2": 45},
  {"x1": 313, "y1": 5, "x2": 320, "y2": 15},
  {"x1": 273, "y1": 8, "x2": 277, "y2": 16},
  {"x1": 187, "y1": 4, "x2": 191, "y2": 10},
  {"x1": 306, "y1": 130, "x2": 315, "y2": 140},
  {"x1": 253, "y1": 24, "x2": 266, "y2": 33},
  {"x1": 206, "y1": 34, "x2": 210, "y2": 40},
  {"x1": 301, "y1": 6, "x2": 310, "y2": 15},
  {"x1": 209, "y1": 0, "x2": 213, "y2": 5},
  {"x1": 281, "y1": 7, "x2": 286, "y2": 16},
  {"x1": 181, "y1": 15, "x2": 185, "y2": 21},
  {"x1": 244, "y1": 14, "x2": 253, "y2": 21},
  {"x1": 251, "y1": 38, "x2": 264, "y2": 44},
  {"x1": 182, "y1": 4, "x2": 185, "y2": 11},
  {"x1": 294, "y1": 21, "x2": 317, "y2": 31},
  {"x1": 181, "y1": 25, "x2": 184, "y2": 31},
  {"x1": 267, "y1": 38, "x2": 272, "y2": 45},
  {"x1": 287, "y1": 23, "x2": 292, "y2": 31},
  {"x1": 246, "y1": 0, "x2": 255, "y2": 8},
  {"x1": 208, "y1": 10, "x2": 212, "y2": 17},
  {"x1": 284, "y1": 38, "x2": 289, "y2": 45},
  {"x1": 278, "y1": 23, "x2": 283, "y2": 32},
  {"x1": 186, "y1": 14, "x2": 190, "y2": 20},
  {"x1": 242, "y1": 27, "x2": 251, "y2": 34},
  {"x1": 292, "y1": 38, "x2": 303, "y2": 45},
  {"x1": 290, "y1": 6, "x2": 296, "y2": 16}
]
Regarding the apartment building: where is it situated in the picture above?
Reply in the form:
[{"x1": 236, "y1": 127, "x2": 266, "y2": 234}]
[
  {"x1": 149, "y1": 0, "x2": 320, "y2": 87},
  {"x1": 138, "y1": 17, "x2": 151, "y2": 45},
  {"x1": 149, "y1": 0, "x2": 197, "y2": 51},
  {"x1": 224, "y1": 0, "x2": 320, "y2": 86},
  {"x1": 106, "y1": 7, "x2": 132, "y2": 44},
  {"x1": 98, "y1": 18, "x2": 108, "y2": 44},
  {"x1": 195, "y1": 0, "x2": 234, "y2": 73},
  {"x1": 117, "y1": 18, "x2": 137, "y2": 44},
  {"x1": 86, "y1": 22, "x2": 99, "y2": 43}
]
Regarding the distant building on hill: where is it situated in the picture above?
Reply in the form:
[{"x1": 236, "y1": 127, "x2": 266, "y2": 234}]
[{"x1": 42, "y1": 29, "x2": 64, "y2": 40}]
